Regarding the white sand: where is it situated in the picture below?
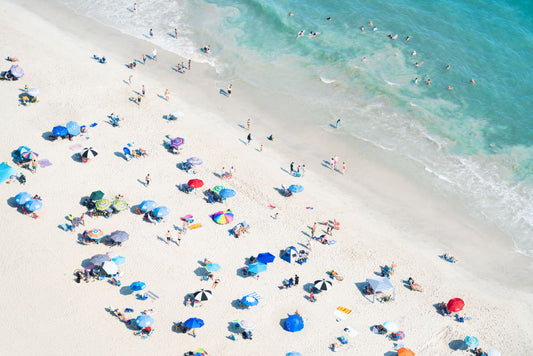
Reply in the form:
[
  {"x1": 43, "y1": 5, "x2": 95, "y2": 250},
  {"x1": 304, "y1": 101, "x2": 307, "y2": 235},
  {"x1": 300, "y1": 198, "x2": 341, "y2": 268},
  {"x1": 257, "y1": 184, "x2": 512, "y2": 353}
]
[{"x1": 1, "y1": 1, "x2": 532, "y2": 355}]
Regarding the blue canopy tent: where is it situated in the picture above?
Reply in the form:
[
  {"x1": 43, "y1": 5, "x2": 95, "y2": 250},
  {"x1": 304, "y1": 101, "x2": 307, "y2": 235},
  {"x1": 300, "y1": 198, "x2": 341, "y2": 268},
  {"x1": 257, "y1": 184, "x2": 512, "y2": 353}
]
[
  {"x1": 281, "y1": 246, "x2": 298, "y2": 263},
  {"x1": 366, "y1": 276, "x2": 395, "y2": 303}
]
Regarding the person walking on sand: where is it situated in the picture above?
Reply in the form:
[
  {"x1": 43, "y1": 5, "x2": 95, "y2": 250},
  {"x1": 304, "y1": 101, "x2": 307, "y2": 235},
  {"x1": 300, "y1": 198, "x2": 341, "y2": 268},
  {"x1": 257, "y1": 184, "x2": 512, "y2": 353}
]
[
  {"x1": 229, "y1": 166, "x2": 236, "y2": 178},
  {"x1": 333, "y1": 155, "x2": 339, "y2": 170},
  {"x1": 188, "y1": 59, "x2": 191, "y2": 70},
  {"x1": 301, "y1": 164, "x2": 306, "y2": 176},
  {"x1": 142, "y1": 54, "x2": 146, "y2": 64},
  {"x1": 31, "y1": 159, "x2": 37, "y2": 174},
  {"x1": 152, "y1": 48, "x2": 157, "y2": 61},
  {"x1": 259, "y1": 144, "x2": 263, "y2": 152},
  {"x1": 137, "y1": 95, "x2": 142, "y2": 105},
  {"x1": 145, "y1": 174, "x2": 151, "y2": 187},
  {"x1": 165, "y1": 230, "x2": 172, "y2": 244},
  {"x1": 290, "y1": 162, "x2": 295, "y2": 173},
  {"x1": 133, "y1": 3, "x2": 137, "y2": 15},
  {"x1": 213, "y1": 278, "x2": 221, "y2": 288},
  {"x1": 330, "y1": 157, "x2": 335, "y2": 170},
  {"x1": 247, "y1": 133, "x2": 252, "y2": 145},
  {"x1": 341, "y1": 162, "x2": 346, "y2": 174},
  {"x1": 311, "y1": 222, "x2": 317, "y2": 238},
  {"x1": 149, "y1": 29, "x2": 154, "y2": 38},
  {"x1": 335, "y1": 119, "x2": 341, "y2": 128},
  {"x1": 247, "y1": 118, "x2": 251, "y2": 131},
  {"x1": 294, "y1": 274, "x2": 299, "y2": 285},
  {"x1": 227, "y1": 84, "x2": 232, "y2": 97},
  {"x1": 164, "y1": 89, "x2": 170, "y2": 101},
  {"x1": 128, "y1": 75, "x2": 133, "y2": 85},
  {"x1": 142, "y1": 85, "x2": 146, "y2": 97},
  {"x1": 174, "y1": 28, "x2": 178, "y2": 38}
]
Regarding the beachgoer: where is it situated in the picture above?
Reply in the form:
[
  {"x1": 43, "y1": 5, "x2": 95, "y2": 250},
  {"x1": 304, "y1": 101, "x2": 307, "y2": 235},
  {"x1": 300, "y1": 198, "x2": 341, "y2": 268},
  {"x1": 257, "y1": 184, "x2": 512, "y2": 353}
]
[
  {"x1": 145, "y1": 174, "x2": 151, "y2": 187},
  {"x1": 273, "y1": 212, "x2": 278, "y2": 219},
  {"x1": 188, "y1": 59, "x2": 191, "y2": 70},
  {"x1": 362, "y1": 57, "x2": 367, "y2": 62},
  {"x1": 259, "y1": 144, "x2": 263, "y2": 152},
  {"x1": 470, "y1": 79, "x2": 476, "y2": 85},
  {"x1": 164, "y1": 89, "x2": 170, "y2": 101},
  {"x1": 220, "y1": 167, "x2": 226, "y2": 178},
  {"x1": 311, "y1": 222, "x2": 317, "y2": 238},
  {"x1": 133, "y1": 3, "x2": 137, "y2": 14},
  {"x1": 229, "y1": 166, "x2": 235, "y2": 177},
  {"x1": 333, "y1": 155, "x2": 339, "y2": 170},
  {"x1": 149, "y1": 29, "x2": 153, "y2": 38},
  {"x1": 330, "y1": 157, "x2": 335, "y2": 170},
  {"x1": 297, "y1": 30, "x2": 305, "y2": 38},
  {"x1": 31, "y1": 160, "x2": 37, "y2": 173},
  {"x1": 142, "y1": 54, "x2": 146, "y2": 64},
  {"x1": 137, "y1": 95, "x2": 141, "y2": 105},
  {"x1": 360, "y1": 26, "x2": 365, "y2": 32},
  {"x1": 227, "y1": 84, "x2": 232, "y2": 97},
  {"x1": 247, "y1": 118, "x2": 251, "y2": 131},
  {"x1": 414, "y1": 77, "x2": 418, "y2": 84},
  {"x1": 174, "y1": 28, "x2": 178, "y2": 38},
  {"x1": 289, "y1": 12, "x2": 294, "y2": 17},
  {"x1": 341, "y1": 162, "x2": 346, "y2": 174},
  {"x1": 415, "y1": 62, "x2": 420, "y2": 67},
  {"x1": 247, "y1": 133, "x2": 251, "y2": 145},
  {"x1": 165, "y1": 230, "x2": 171, "y2": 244},
  {"x1": 335, "y1": 119, "x2": 341, "y2": 128},
  {"x1": 405, "y1": 36, "x2": 410, "y2": 41},
  {"x1": 294, "y1": 274, "x2": 299, "y2": 285},
  {"x1": 447, "y1": 86, "x2": 453, "y2": 90},
  {"x1": 290, "y1": 162, "x2": 294, "y2": 173},
  {"x1": 152, "y1": 49, "x2": 157, "y2": 61},
  {"x1": 327, "y1": 17, "x2": 331, "y2": 21},
  {"x1": 213, "y1": 278, "x2": 221, "y2": 288},
  {"x1": 301, "y1": 165, "x2": 306, "y2": 176},
  {"x1": 142, "y1": 85, "x2": 145, "y2": 96},
  {"x1": 368, "y1": 21, "x2": 373, "y2": 26},
  {"x1": 412, "y1": 50, "x2": 417, "y2": 56},
  {"x1": 446, "y1": 65, "x2": 450, "y2": 70},
  {"x1": 389, "y1": 34, "x2": 398, "y2": 40},
  {"x1": 306, "y1": 240, "x2": 312, "y2": 251},
  {"x1": 128, "y1": 75, "x2": 133, "y2": 85},
  {"x1": 426, "y1": 79, "x2": 431, "y2": 86}
]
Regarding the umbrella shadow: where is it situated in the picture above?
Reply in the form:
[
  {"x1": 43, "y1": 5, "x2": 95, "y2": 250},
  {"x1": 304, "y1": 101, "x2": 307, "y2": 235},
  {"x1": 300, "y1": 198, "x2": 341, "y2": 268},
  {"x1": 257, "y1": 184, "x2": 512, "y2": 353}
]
[
  {"x1": 76, "y1": 233, "x2": 87, "y2": 245},
  {"x1": 71, "y1": 153, "x2": 83, "y2": 163},
  {"x1": 384, "y1": 352, "x2": 397, "y2": 356},
  {"x1": 80, "y1": 258, "x2": 93, "y2": 269},
  {"x1": 114, "y1": 152, "x2": 126, "y2": 160},
  {"x1": 156, "y1": 235, "x2": 168, "y2": 245},
  {"x1": 238, "y1": 124, "x2": 246, "y2": 130},
  {"x1": 142, "y1": 34, "x2": 151, "y2": 39},
  {"x1": 321, "y1": 160, "x2": 332, "y2": 169},
  {"x1": 120, "y1": 286, "x2": 134, "y2": 296},
  {"x1": 231, "y1": 299, "x2": 246, "y2": 309},
  {"x1": 449, "y1": 339, "x2": 467, "y2": 351},
  {"x1": 183, "y1": 294, "x2": 193, "y2": 306},
  {"x1": 273, "y1": 187, "x2": 288, "y2": 196},
  {"x1": 129, "y1": 97, "x2": 139, "y2": 105},
  {"x1": 7, "y1": 197, "x2": 18, "y2": 208},
  {"x1": 42, "y1": 131, "x2": 57, "y2": 141},
  {"x1": 220, "y1": 89, "x2": 228, "y2": 97},
  {"x1": 194, "y1": 266, "x2": 207, "y2": 277},
  {"x1": 302, "y1": 282, "x2": 315, "y2": 293},
  {"x1": 280, "y1": 167, "x2": 292, "y2": 175},
  {"x1": 355, "y1": 281, "x2": 374, "y2": 302},
  {"x1": 168, "y1": 33, "x2": 177, "y2": 39},
  {"x1": 137, "y1": 179, "x2": 147, "y2": 187},
  {"x1": 157, "y1": 94, "x2": 167, "y2": 101},
  {"x1": 238, "y1": 138, "x2": 247, "y2": 145}
]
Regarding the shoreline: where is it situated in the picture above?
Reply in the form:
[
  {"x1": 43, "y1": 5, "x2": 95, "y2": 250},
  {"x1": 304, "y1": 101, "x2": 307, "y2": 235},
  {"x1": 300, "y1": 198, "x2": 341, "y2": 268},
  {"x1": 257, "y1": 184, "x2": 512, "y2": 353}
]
[{"x1": 1, "y1": 0, "x2": 533, "y2": 354}]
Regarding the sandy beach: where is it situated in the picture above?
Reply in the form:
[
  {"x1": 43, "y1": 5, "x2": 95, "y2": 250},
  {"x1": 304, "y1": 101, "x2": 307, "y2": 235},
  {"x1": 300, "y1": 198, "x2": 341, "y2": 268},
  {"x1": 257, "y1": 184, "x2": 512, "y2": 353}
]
[{"x1": 1, "y1": 1, "x2": 532, "y2": 355}]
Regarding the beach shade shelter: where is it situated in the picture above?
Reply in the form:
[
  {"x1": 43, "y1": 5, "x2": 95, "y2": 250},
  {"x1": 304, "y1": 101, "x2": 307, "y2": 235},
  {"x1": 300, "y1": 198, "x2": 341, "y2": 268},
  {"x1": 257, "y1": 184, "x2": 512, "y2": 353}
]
[
  {"x1": 248, "y1": 262, "x2": 267, "y2": 275},
  {"x1": 170, "y1": 137, "x2": 184, "y2": 148},
  {"x1": 289, "y1": 184, "x2": 304, "y2": 193},
  {"x1": 89, "y1": 190, "x2": 105, "y2": 201},
  {"x1": 314, "y1": 279, "x2": 333, "y2": 291},
  {"x1": 187, "y1": 179, "x2": 204, "y2": 188},
  {"x1": 24, "y1": 199, "x2": 42, "y2": 212},
  {"x1": 398, "y1": 347, "x2": 415, "y2": 356},
  {"x1": 129, "y1": 281, "x2": 146, "y2": 292},
  {"x1": 95, "y1": 199, "x2": 111, "y2": 211},
  {"x1": 90, "y1": 254, "x2": 110, "y2": 265},
  {"x1": 184, "y1": 317, "x2": 204, "y2": 329},
  {"x1": 152, "y1": 206, "x2": 170, "y2": 218},
  {"x1": 0, "y1": 162, "x2": 18, "y2": 184},
  {"x1": 195, "y1": 349, "x2": 208, "y2": 356},
  {"x1": 256, "y1": 252, "x2": 275, "y2": 264},
  {"x1": 241, "y1": 295, "x2": 259, "y2": 307},
  {"x1": 382, "y1": 321, "x2": 399, "y2": 333},
  {"x1": 284, "y1": 314, "x2": 304, "y2": 332},
  {"x1": 112, "y1": 256, "x2": 126, "y2": 266},
  {"x1": 135, "y1": 314, "x2": 154, "y2": 328},
  {"x1": 212, "y1": 210, "x2": 234, "y2": 224},
  {"x1": 464, "y1": 336, "x2": 479, "y2": 348},
  {"x1": 52, "y1": 125, "x2": 69, "y2": 137},
  {"x1": 112, "y1": 199, "x2": 128, "y2": 211},
  {"x1": 109, "y1": 230, "x2": 129, "y2": 243},
  {"x1": 27, "y1": 88, "x2": 40, "y2": 97},
  {"x1": 281, "y1": 246, "x2": 299, "y2": 263},
  {"x1": 102, "y1": 260, "x2": 118, "y2": 275},
  {"x1": 212, "y1": 185, "x2": 224, "y2": 194},
  {"x1": 193, "y1": 289, "x2": 213, "y2": 302},
  {"x1": 139, "y1": 200, "x2": 157, "y2": 212},
  {"x1": 15, "y1": 192, "x2": 32, "y2": 205},
  {"x1": 22, "y1": 151, "x2": 39, "y2": 161},
  {"x1": 286, "y1": 353, "x2": 302, "y2": 356},
  {"x1": 366, "y1": 276, "x2": 395, "y2": 303},
  {"x1": 486, "y1": 349, "x2": 501, "y2": 356},
  {"x1": 87, "y1": 229, "x2": 104, "y2": 240},
  {"x1": 81, "y1": 147, "x2": 98, "y2": 159},
  {"x1": 66, "y1": 121, "x2": 81, "y2": 136},
  {"x1": 187, "y1": 157, "x2": 203, "y2": 165},
  {"x1": 447, "y1": 298, "x2": 464, "y2": 312},
  {"x1": 205, "y1": 263, "x2": 221, "y2": 273},
  {"x1": 9, "y1": 65, "x2": 24, "y2": 78},
  {"x1": 239, "y1": 320, "x2": 256, "y2": 330},
  {"x1": 219, "y1": 188, "x2": 236, "y2": 198}
]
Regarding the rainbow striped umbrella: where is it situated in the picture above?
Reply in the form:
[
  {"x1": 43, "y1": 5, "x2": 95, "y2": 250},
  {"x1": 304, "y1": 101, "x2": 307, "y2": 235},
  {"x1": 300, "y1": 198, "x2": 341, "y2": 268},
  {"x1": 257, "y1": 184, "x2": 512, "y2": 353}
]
[
  {"x1": 212, "y1": 185, "x2": 224, "y2": 194},
  {"x1": 395, "y1": 330, "x2": 405, "y2": 340},
  {"x1": 212, "y1": 210, "x2": 234, "y2": 224},
  {"x1": 112, "y1": 199, "x2": 128, "y2": 211},
  {"x1": 95, "y1": 199, "x2": 111, "y2": 211},
  {"x1": 22, "y1": 151, "x2": 39, "y2": 160},
  {"x1": 187, "y1": 157, "x2": 203, "y2": 165},
  {"x1": 195, "y1": 348, "x2": 208, "y2": 356},
  {"x1": 87, "y1": 229, "x2": 104, "y2": 240}
]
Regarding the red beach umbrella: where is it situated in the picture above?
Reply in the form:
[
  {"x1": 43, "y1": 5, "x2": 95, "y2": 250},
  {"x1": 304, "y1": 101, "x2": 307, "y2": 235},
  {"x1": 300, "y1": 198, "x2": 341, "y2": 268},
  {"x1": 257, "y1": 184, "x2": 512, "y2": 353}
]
[
  {"x1": 447, "y1": 298, "x2": 464, "y2": 312},
  {"x1": 187, "y1": 179, "x2": 204, "y2": 188}
]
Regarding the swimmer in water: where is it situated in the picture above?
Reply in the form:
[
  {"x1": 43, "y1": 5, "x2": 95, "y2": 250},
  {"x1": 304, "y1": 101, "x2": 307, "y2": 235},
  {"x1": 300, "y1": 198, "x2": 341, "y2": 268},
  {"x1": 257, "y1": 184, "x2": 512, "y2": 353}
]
[
  {"x1": 368, "y1": 21, "x2": 373, "y2": 27},
  {"x1": 414, "y1": 77, "x2": 418, "y2": 84},
  {"x1": 446, "y1": 65, "x2": 450, "y2": 70},
  {"x1": 309, "y1": 32, "x2": 319, "y2": 38},
  {"x1": 327, "y1": 17, "x2": 332, "y2": 21},
  {"x1": 361, "y1": 57, "x2": 367, "y2": 62},
  {"x1": 373, "y1": 26, "x2": 378, "y2": 31},
  {"x1": 411, "y1": 51, "x2": 417, "y2": 56},
  {"x1": 426, "y1": 79, "x2": 431, "y2": 85},
  {"x1": 289, "y1": 11, "x2": 294, "y2": 17},
  {"x1": 388, "y1": 34, "x2": 398, "y2": 40},
  {"x1": 361, "y1": 26, "x2": 365, "y2": 32},
  {"x1": 405, "y1": 36, "x2": 410, "y2": 42},
  {"x1": 470, "y1": 79, "x2": 476, "y2": 85},
  {"x1": 447, "y1": 86, "x2": 453, "y2": 90},
  {"x1": 415, "y1": 62, "x2": 420, "y2": 67},
  {"x1": 297, "y1": 30, "x2": 305, "y2": 38}
]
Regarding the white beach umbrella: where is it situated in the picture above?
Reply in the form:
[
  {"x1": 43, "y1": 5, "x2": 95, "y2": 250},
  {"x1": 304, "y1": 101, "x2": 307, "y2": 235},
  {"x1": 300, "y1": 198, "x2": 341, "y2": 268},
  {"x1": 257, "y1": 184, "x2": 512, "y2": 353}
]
[
  {"x1": 102, "y1": 261, "x2": 118, "y2": 275},
  {"x1": 314, "y1": 279, "x2": 333, "y2": 291}
]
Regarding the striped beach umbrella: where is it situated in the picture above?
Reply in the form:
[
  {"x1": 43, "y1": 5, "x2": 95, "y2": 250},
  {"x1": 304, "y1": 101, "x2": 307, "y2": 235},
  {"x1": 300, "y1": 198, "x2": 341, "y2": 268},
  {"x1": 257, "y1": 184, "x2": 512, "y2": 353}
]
[
  {"x1": 464, "y1": 336, "x2": 479, "y2": 348},
  {"x1": 109, "y1": 230, "x2": 129, "y2": 243},
  {"x1": 395, "y1": 330, "x2": 406, "y2": 340},
  {"x1": 80, "y1": 147, "x2": 98, "y2": 159},
  {"x1": 187, "y1": 157, "x2": 203, "y2": 165},
  {"x1": 90, "y1": 254, "x2": 110, "y2": 265},
  {"x1": 314, "y1": 279, "x2": 333, "y2": 291},
  {"x1": 87, "y1": 229, "x2": 104, "y2": 240},
  {"x1": 95, "y1": 199, "x2": 111, "y2": 211},
  {"x1": 212, "y1": 210, "x2": 234, "y2": 224},
  {"x1": 241, "y1": 295, "x2": 259, "y2": 307},
  {"x1": 170, "y1": 137, "x2": 184, "y2": 148},
  {"x1": 112, "y1": 199, "x2": 128, "y2": 211},
  {"x1": 212, "y1": 185, "x2": 224, "y2": 194},
  {"x1": 22, "y1": 151, "x2": 38, "y2": 160},
  {"x1": 193, "y1": 289, "x2": 212, "y2": 302}
]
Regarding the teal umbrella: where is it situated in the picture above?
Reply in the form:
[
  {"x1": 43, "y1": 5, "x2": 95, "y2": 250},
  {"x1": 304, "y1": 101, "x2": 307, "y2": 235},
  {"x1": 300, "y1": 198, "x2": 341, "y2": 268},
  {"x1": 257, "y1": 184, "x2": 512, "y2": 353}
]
[
  {"x1": 205, "y1": 263, "x2": 221, "y2": 273},
  {"x1": 248, "y1": 262, "x2": 267, "y2": 274}
]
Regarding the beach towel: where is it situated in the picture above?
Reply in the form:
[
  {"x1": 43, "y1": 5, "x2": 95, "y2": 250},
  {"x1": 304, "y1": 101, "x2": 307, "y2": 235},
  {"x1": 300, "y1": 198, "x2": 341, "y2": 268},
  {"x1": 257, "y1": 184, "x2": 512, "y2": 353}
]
[
  {"x1": 344, "y1": 327, "x2": 358, "y2": 338},
  {"x1": 334, "y1": 306, "x2": 352, "y2": 321},
  {"x1": 69, "y1": 143, "x2": 83, "y2": 151},
  {"x1": 268, "y1": 204, "x2": 276, "y2": 209},
  {"x1": 38, "y1": 159, "x2": 52, "y2": 168},
  {"x1": 188, "y1": 223, "x2": 202, "y2": 230}
]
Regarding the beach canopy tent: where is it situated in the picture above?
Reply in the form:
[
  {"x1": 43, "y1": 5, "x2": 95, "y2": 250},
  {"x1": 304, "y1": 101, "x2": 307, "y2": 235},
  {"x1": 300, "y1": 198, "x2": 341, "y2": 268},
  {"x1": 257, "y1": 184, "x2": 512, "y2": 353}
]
[
  {"x1": 366, "y1": 276, "x2": 395, "y2": 303},
  {"x1": 0, "y1": 162, "x2": 18, "y2": 183},
  {"x1": 281, "y1": 246, "x2": 299, "y2": 263}
]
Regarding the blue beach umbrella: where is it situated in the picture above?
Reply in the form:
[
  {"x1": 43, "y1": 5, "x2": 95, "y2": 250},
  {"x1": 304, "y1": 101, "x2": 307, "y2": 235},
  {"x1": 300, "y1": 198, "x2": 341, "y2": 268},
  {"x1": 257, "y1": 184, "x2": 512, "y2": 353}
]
[
  {"x1": 15, "y1": 192, "x2": 32, "y2": 205},
  {"x1": 24, "y1": 199, "x2": 42, "y2": 212},
  {"x1": 152, "y1": 206, "x2": 169, "y2": 217},
  {"x1": 256, "y1": 252, "x2": 275, "y2": 264},
  {"x1": 129, "y1": 281, "x2": 146, "y2": 292},
  {"x1": 289, "y1": 184, "x2": 304, "y2": 193},
  {"x1": 284, "y1": 314, "x2": 304, "y2": 332},
  {"x1": 286, "y1": 353, "x2": 302, "y2": 356},
  {"x1": 205, "y1": 263, "x2": 221, "y2": 273},
  {"x1": 219, "y1": 188, "x2": 236, "y2": 198},
  {"x1": 241, "y1": 295, "x2": 259, "y2": 307},
  {"x1": 464, "y1": 336, "x2": 479, "y2": 348},
  {"x1": 248, "y1": 262, "x2": 267, "y2": 275},
  {"x1": 112, "y1": 256, "x2": 126, "y2": 266},
  {"x1": 135, "y1": 314, "x2": 154, "y2": 328},
  {"x1": 52, "y1": 126, "x2": 68, "y2": 137},
  {"x1": 184, "y1": 317, "x2": 204, "y2": 329},
  {"x1": 66, "y1": 121, "x2": 81, "y2": 136},
  {"x1": 0, "y1": 162, "x2": 18, "y2": 184},
  {"x1": 139, "y1": 200, "x2": 157, "y2": 212}
]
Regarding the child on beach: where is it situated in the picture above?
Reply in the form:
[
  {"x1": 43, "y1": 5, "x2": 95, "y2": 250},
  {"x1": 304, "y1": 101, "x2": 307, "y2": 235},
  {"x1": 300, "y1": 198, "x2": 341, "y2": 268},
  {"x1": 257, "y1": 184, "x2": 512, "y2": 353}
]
[{"x1": 164, "y1": 89, "x2": 170, "y2": 101}]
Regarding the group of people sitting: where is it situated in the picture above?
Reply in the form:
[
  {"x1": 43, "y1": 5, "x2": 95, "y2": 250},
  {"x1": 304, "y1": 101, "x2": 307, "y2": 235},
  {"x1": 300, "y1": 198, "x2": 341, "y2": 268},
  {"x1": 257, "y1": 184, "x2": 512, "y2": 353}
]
[
  {"x1": 380, "y1": 264, "x2": 396, "y2": 278},
  {"x1": 179, "y1": 161, "x2": 196, "y2": 174},
  {"x1": 442, "y1": 253, "x2": 458, "y2": 263},
  {"x1": 173, "y1": 322, "x2": 192, "y2": 334},
  {"x1": 473, "y1": 348, "x2": 488, "y2": 356},
  {"x1": 231, "y1": 222, "x2": 250, "y2": 238},
  {"x1": 296, "y1": 250, "x2": 309, "y2": 264},
  {"x1": 0, "y1": 70, "x2": 18, "y2": 80},
  {"x1": 126, "y1": 60, "x2": 137, "y2": 69},
  {"x1": 205, "y1": 189, "x2": 224, "y2": 203},
  {"x1": 74, "y1": 267, "x2": 104, "y2": 283},
  {"x1": 437, "y1": 302, "x2": 452, "y2": 317},
  {"x1": 281, "y1": 275, "x2": 299, "y2": 289},
  {"x1": 93, "y1": 54, "x2": 106, "y2": 64},
  {"x1": 109, "y1": 113, "x2": 122, "y2": 127},
  {"x1": 144, "y1": 211, "x2": 163, "y2": 224},
  {"x1": 179, "y1": 183, "x2": 196, "y2": 194},
  {"x1": 184, "y1": 296, "x2": 201, "y2": 308}
]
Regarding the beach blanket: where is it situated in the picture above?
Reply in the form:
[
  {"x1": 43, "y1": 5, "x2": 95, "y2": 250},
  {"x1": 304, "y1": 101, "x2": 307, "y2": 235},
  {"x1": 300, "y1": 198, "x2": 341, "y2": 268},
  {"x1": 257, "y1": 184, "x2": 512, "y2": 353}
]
[
  {"x1": 69, "y1": 143, "x2": 83, "y2": 151},
  {"x1": 334, "y1": 306, "x2": 352, "y2": 321},
  {"x1": 188, "y1": 223, "x2": 202, "y2": 230},
  {"x1": 344, "y1": 327, "x2": 358, "y2": 338},
  {"x1": 38, "y1": 159, "x2": 52, "y2": 168}
]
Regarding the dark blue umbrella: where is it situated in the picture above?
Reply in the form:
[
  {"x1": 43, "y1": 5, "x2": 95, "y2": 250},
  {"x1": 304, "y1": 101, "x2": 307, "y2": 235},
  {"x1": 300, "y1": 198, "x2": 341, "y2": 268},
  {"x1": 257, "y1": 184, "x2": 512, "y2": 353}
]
[
  {"x1": 284, "y1": 314, "x2": 304, "y2": 332},
  {"x1": 152, "y1": 206, "x2": 169, "y2": 217},
  {"x1": 256, "y1": 252, "x2": 275, "y2": 264},
  {"x1": 219, "y1": 188, "x2": 236, "y2": 198},
  {"x1": 135, "y1": 315, "x2": 154, "y2": 328},
  {"x1": 129, "y1": 281, "x2": 146, "y2": 291},
  {"x1": 24, "y1": 199, "x2": 42, "y2": 212},
  {"x1": 289, "y1": 184, "x2": 304, "y2": 193},
  {"x1": 184, "y1": 317, "x2": 204, "y2": 329},
  {"x1": 139, "y1": 200, "x2": 157, "y2": 212},
  {"x1": 15, "y1": 192, "x2": 32, "y2": 205},
  {"x1": 66, "y1": 121, "x2": 81, "y2": 136},
  {"x1": 52, "y1": 126, "x2": 68, "y2": 137}
]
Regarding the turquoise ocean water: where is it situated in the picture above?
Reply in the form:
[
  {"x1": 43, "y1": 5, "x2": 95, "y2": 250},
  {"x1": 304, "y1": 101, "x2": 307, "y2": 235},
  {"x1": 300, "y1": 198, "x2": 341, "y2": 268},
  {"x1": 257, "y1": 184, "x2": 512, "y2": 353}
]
[{"x1": 64, "y1": 0, "x2": 533, "y2": 255}]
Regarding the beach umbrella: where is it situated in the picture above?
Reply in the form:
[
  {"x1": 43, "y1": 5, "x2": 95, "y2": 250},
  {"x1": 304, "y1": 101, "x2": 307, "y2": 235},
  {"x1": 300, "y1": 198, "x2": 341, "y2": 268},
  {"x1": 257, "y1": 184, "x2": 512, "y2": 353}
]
[
  {"x1": 212, "y1": 185, "x2": 224, "y2": 194},
  {"x1": 212, "y1": 210, "x2": 234, "y2": 224},
  {"x1": 248, "y1": 262, "x2": 267, "y2": 275},
  {"x1": 195, "y1": 349, "x2": 207, "y2": 356},
  {"x1": 152, "y1": 206, "x2": 170, "y2": 217},
  {"x1": 135, "y1": 315, "x2": 154, "y2": 328},
  {"x1": 95, "y1": 199, "x2": 111, "y2": 211},
  {"x1": 15, "y1": 146, "x2": 31, "y2": 157},
  {"x1": 22, "y1": 151, "x2": 38, "y2": 160},
  {"x1": 89, "y1": 190, "x2": 105, "y2": 201},
  {"x1": 102, "y1": 260, "x2": 118, "y2": 275},
  {"x1": 90, "y1": 254, "x2": 110, "y2": 265},
  {"x1": 256, "y1": 252, "x2": 275, "y2": 264},
  {"x1": 52, "y1": 125, "x2": 68, "y2": 137},
  {"x1": 289, "y1": 184, "x2": 304, "y2": 193},
  {"x1": 129, "y1": 281, "x2": 146, "y2": 292},
  {"x1": 486, "y1": 349, "x2": 501, "y2": 356},
  {"x1": 112, "y1": 256, "x2": 126, "y2": 266},
  {"x1": 193, "y1": 289, "x2": 212, "y2": 302},
  {"x1": 27, "y1": 88, "x2": 40, "y2": 97},
  {"x1": 239, "y1": 320, "x2": 256, "y2": 330},
  {"x1": 314, "y1": 279, "x2": 333, "y2": 291},
  {"x1": 464, "y1": 336, "x2": 479, "y2": 348},
  {"x1": 9, "y1": 65, "x2": 24, "y2": 78},
  {"x1": 184, "y1": 317, "x2": 204, "y2": 329},
  {"x1": 170, "y1": 137, "x2": 184, "y2": 148},
  {"x1": 14, "y1": 192, "x2": 32, "y2": 205},
  {"x1": 24, "y1": 199, "x2": 42, "y2": 212},
  {"x1": 187, "y1": 157, "x2": 203, "y2": 165},
  {"x1": 205, "y1": 263, "x2": 221, "y2": 273},
  {"x1": 112, "y1": 199, "x2": 128, "y2": 211},
  {"x1": 81, "y1": 147, "x2": 98, "y2": 159},
  {"x1": 66, "y1": 121, "x2": 81, "y2": 136},
  {"x1": 383, "y1": 321, "x2": 399, "y2": 333},
  {"x1": 398, "y1": 348, "x2": 415, "y2": 356},
  {"x1": 241, "y1": 295, "x2": 259, "y2": 307},
  {"x1": 170, "y1": 110, "x2": 185, "y2": 118},
  {"x1": 219, "y1": 188, "x2": 236, "y2": 198},
  {"x1": 395, "y1": 330, "x2": 406, "y2": 340},
  {"x1": 447, "y1": 298, "x2": 464, "y2": 312},
  {"x1": 286, "y1": 353, "x2": 302, "y2": 356},
  {"x1": 0, "y1": 162, "x2": 18, "y2": 184},
  {"x1": 109, "y1": 230, "x2": 129, "y2": 243},
  {"x1": 139, "y1": 200, "x2": 157, "y2": 212},
  {"x1": 187, "y1": 179, "x2": 204, "y2": 188},
  {"x1": 106, "y1": 251, "x2": 119, "y2": 259},
  {"x1": 284, "y1": 314, "x2": 304, "y2": 332},
  {"x1": 87, "y1": 228, "x2": 104, "y2": 239}
]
